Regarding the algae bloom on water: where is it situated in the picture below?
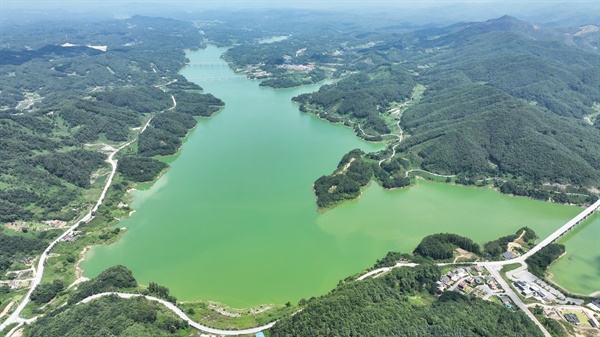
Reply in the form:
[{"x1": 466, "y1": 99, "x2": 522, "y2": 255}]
[{"x1": 81, "y1": 46, "x2": 588, "y2": 308}]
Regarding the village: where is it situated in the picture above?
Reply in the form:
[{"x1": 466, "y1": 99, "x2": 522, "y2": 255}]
[
  {"x1": 1, "y1": 220, "x2": 80, "y2": 293},
  {"x1": 437, "y1": 264, "x2": 600, "y2": 335}
]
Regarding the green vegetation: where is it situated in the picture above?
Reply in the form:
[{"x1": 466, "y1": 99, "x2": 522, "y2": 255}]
[
  {"x1": 0, "y1": 15, "x2": 220, "y2": 224},
  {"x1": 150, "y1": 112, "x2": 196, "y2": 138},
  {"x1": 23, "y1": 295, "x2": 190, "y2": 337},
  {"x1": 0, "y1": 324, "x2": 18, "y2": 337},
  {"x1": 0, "y1": 14, "x2": 232, "y2": 319},
  {"x1": 399, "y1": 81, "x2": 600, "y2": 186},
  {"x1": 531, "y1": 305, "x2": 569, "y2": 337},
  {"x1": 483, "y1": 235, "x2": 518, "y2": 259},
  {"x1": 171, "y1": 91, "x2": 224, "y2": 117},
  {"x1": 294, "y1": 66, "x2": 415, "y2": 137},
  {"x1": 413, "y1": 233, "x2": 481, "y2": 260},
  {"x1": 35, "y1": 150, "x2": 106, "y2": 189},
  {"x1": 501, "y1": 263, "x2": 523, "y2": 274},
  {"x1": 138, "y1": 128, "x2": 183, "y2": 157},
  {"x1": 2, "y1": 11, "x2": 599, "y2": 336},
  {"x1": 517, "y1": 227, "x2": 539, "y2": 243},
  {"x1": 259, "y1": 68, "x2": 327, "y2": 88},
  {"x1": 483, "y1": 227, "x2": 538, "y2": 258},
  {"x1": 222, "y1": 14, "x2": 600, "y2": 204},
  {"x1": 270, "y1": 265, "x2": 543, "y2": 337},
  {"x1": 0, "y1": 229, "x2": 59, "y2": 274},
  {"x1": 373, "y1": 251, "x2": 413, "y2": 268},
  {"x1": 314, "y1": 149, "x2": 411, "y2": 209},
  {"x1": 526, "y1": 244, "x2": 566, "y2": 277},
  {"x1": 68, "y1": 265, "x2": 137, "y2": 304},
  {"x1": 144, "y1": 282, "x2": 177, "y2": 304},
  {"x1": 30, "y1": 280, "x2": 65, "y2": 304},
  {"x1": 314, "y1": 149, "x2": 374, "y2": 209},
  {"x1": 181, "y1": 301, "x2": 296, "y2": 331},
  {"x1": 117, "y1": 156, "x2": 168, "y2": 182}
]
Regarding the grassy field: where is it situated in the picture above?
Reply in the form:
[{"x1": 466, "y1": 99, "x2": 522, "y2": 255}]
[
  {"x1": 181, "y1": 301, "x2": 295, "y2": 330},
  {"x1": 561, "y1": 309, "x2": 593, "y2": 328}
]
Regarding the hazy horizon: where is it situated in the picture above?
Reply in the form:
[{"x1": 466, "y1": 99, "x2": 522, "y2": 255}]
[{"x1": 1, "y1": 0, "x2": 598, "y2": 27}]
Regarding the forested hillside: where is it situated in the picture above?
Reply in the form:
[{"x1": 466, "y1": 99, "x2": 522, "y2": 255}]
[
  {"x1": 23, "y1": 266, "x2": 188, "y2": 337},
  {"x1": 294, "y1": 65, "x2": 415, "y2": 138},
  {"x1": 224, "y1": 14, "x2": 600, "y2": 204},
  {"x1": 0, "y1": 16, "x2": 222, "y2": 223},
  {"x1": 399, "y1": 80, "x2": 600, "y2": 184},
  {"x1": 270, "y1": 265, "x2": 543, "y2": 337}
]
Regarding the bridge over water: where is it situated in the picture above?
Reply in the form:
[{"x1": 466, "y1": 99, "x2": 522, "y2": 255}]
[
  {"x1": 185, "y1": 62, "x2": 230, "y2": 67},
  {"x1": 184, "y1": 76, "x2": 247, "y2": 82},
  {"x1": 520, "y1": 198, "x2": 600, "y2": 260}
]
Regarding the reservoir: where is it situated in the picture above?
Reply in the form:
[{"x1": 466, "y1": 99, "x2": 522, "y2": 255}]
[
  {"x1": 82, "y1": 46, "x2": 590, "y2": 308},
  {"x1": 548, "y1": 212, "x2": 599, "y2": 296}
]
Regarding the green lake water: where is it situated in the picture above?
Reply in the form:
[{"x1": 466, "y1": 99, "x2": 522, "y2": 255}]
[
  {"x1": 82, "y1": 46, "x2": 593, "y2": 307},
  {"x1": 549, "y1": 212, "x2": 600, "y2": 295}
]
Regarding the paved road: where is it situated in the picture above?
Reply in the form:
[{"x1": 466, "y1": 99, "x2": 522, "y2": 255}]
[
  {"x1": 355, "y1": 201, "x2": 599, "y2": 337},
  {"x1": 79, "y1": 292, "x2": 275, "y2": 335},
  {"x1": 485, "y1": 198, "x2": 600, "y2": 268},
  {"x1": 378, "y1": 120, "x2": 403, "y2": 168},
  {"x1": 483, "y1": 263, "x2": 552, "y2": 337},
  {"x1": 404, "y1": 169, "x2": 456, "y2": 179},
  {"x1": 356, "y1": 263, "x2": 418, "y2": 281},
  {"x1": 517, "y1": 198, "x2": 600, "y2": 261},
  {"x1": 0, "y1": 119, "x2": 152, "y2": 331}
]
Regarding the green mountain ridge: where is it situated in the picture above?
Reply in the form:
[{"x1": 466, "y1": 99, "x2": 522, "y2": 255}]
[{"x1": 400, "y1": 81, "x2": 600, "y2": 185}]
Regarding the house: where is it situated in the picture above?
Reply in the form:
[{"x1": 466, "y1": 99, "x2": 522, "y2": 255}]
[
  {"x1": 589, "y1": 319, "x2": 598, "y2": 328},
  {"x1": 564, "y1": 313, "x2": 580, "y2": 325},
  {"x1": 499, "y1": 296, "x2": 511, "y2": 306},
  {"x1": 441, "y1": 276, "x2": 451, "y2": 284},
  {"x1": 513, "y1": 281, "x2": 527, "y2": 291},
  {"x1": 458, "y1": 282, "x2": 468, "y2": 291},
  {"x1": 502, "y1": 252, "x2": 515, "y2": 259},
  {"x1": 456, "y1": 269, "x2": 468, "y2": 278},
  {"x1": 475, "y1": 266, "x2": 483, "y2": 273},
  {"x1": 8, "y1": 280, "x2": 19, "y2": 290},
  {"x1": 521, "y1": 288, "x2": 534, "y2": 298}
]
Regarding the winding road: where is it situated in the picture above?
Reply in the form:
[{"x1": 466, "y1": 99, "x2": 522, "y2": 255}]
[
  {"x1": 0, "y1": 117, "x2": 153, "y2": 332},
  {"x1": 0, "y1": 93, "x2": 274, "y2": 336},
  {"x1": 356, "y1": 198, "x2": 600, "y2": 337},
  {"x1": 404, "y1": 169, "x2": 456, "y2": 179},
  {"x1": 80, "y1": 292, "x2": 275, "y2": 335},
  {"x1": 1, "y1": 80, "x2": 598, "y2": 336},
  {"x1": 378, "y1": 119, "x2": 404, "y2": 168}
]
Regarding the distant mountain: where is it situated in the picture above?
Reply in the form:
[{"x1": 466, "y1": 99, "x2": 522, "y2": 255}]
[
  {"x1": 413, "y1": 15, "x2": 599, "y2": 51},
  {"x1": 404, "y1": 14, "x2": 600, "y2": 121},
  {"x1": 398, "y1": 16, "x2": 600, "y2": 186},
  {"x1": 289, "y1": 14, "x2": 600, "y2": 191},
  {"x1": 399, "y1": 80, "x2": 600, "y2": 185},
  {"x1": 0, "y1": 44, "x2": 103, "y2": 66}
]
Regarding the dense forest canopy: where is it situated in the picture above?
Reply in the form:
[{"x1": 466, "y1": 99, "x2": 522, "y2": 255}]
[
  {"x1": 225, "y1": 14, "x2": 600, "y2": 203},
  {"x1": 1, "y1": 10, "x2": 599, "y2": 337},
  {"x1": 270, "y1": 265, "x2": 543, "y2": 337},
  {"x1": 413, "y1": 233, "x2": 482, "y2": 260},
  {"x1": 24, "y1": 295, "x2": 189, "y2": 337},
  {"x1": 0, "y1": 16, "x2": 224, "y2": 223}
]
